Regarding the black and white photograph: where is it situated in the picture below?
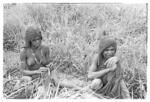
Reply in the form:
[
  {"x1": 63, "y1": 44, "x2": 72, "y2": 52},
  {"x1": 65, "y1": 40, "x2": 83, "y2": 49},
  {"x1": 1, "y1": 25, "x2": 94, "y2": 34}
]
[{"x1": 3, "y1": 3, "x2": 147, "y2": 99}]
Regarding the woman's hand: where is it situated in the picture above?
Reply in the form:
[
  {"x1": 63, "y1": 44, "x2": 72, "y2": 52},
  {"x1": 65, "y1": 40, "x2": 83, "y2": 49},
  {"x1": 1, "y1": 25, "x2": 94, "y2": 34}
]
[
  {"x1": 33, "y1": 70, "x2": 42, "y2": 74},
  {"x1": 39, "y1": 67, "x2": 48, "y2": 73},
  {"x1": 33, "y1": 68, "x2": 48, "y2": 74},
  {"x1": 40, "y1": 67, "x2": 48, "y2": 70},
  {"x1": 109, "y1": 64, "x2": 117, "y2": 71},
  {"x1": 104, "y1": 56, "x2": 119, "y2": 68}
]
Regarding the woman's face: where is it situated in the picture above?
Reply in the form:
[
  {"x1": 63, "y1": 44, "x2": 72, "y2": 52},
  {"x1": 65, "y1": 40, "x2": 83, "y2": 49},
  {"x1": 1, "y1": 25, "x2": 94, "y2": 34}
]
[
  {"x1": 102, "y1": 46, "x2": 116, "y2": 59},
  {"x1": 31, "y1": 36, "x2": 41, "y2": 48}
]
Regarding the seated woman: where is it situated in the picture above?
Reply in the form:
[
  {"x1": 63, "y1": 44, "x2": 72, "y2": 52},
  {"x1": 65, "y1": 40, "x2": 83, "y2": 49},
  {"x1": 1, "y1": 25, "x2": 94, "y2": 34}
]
[
  {"x1": 20, "y1": 26, "x2": 50, "y2": 81},
  {"x1": 20, "y1": 26, "x2": 83, "y2": 93},
  {"x1": 88, "y1": 37, "x2": 130, "y2": 99}
]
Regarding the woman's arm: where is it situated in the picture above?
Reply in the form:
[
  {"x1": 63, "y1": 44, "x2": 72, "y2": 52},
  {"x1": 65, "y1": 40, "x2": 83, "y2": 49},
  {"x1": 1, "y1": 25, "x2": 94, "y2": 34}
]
[
  {"x1": 20, "y1": 62, "x2": 41, "y2": 75},
  {"x1": 40, "y1": 47, "x2": 50, "y2": 66},
  {"x1": 88, "y1": 54, "x2": 116, "y2": 80},
  {"x1": 88, "y1": 68, "x2": 113, "y2": 80}
]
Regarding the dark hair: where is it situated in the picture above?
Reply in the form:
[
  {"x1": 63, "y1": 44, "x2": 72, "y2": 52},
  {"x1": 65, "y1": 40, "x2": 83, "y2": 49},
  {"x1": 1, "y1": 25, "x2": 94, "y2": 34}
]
[
  {"x1": 97, "y1": 37, "x2": 117, "y2": 66},
  {"x1": 25, "y1": 26, "x2": 42, "y2": 48}
]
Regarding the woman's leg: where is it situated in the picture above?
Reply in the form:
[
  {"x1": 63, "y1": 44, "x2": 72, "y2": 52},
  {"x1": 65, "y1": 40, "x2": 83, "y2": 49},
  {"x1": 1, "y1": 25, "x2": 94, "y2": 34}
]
[
  {"x1": 90, "y1": 79, "x2": 103, "y2": 90},
  {"x1": 120, "y1": 80, "x2": 131, "y2": 99}
]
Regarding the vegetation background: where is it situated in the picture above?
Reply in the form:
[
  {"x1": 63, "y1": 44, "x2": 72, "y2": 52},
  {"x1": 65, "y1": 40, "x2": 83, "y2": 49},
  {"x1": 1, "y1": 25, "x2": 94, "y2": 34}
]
[{"x1": 3, "y1": 3, "x2": 147, "y2": 99}]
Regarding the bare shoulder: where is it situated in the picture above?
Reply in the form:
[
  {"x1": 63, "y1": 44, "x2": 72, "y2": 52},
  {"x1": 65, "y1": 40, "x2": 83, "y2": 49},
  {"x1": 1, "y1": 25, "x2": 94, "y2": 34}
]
[
  {"x1": 89, "y1": 54, "x2": 99, "y2": 72},
  {"x1": 92, "y1": 54, "x2": 99, "y2": 64},
  {"x1": 20, "y1": 48, "x2": 28, "y2": 55},
  {"x1": 20, "y1": 48, "x2": 30, "y2": 60}
]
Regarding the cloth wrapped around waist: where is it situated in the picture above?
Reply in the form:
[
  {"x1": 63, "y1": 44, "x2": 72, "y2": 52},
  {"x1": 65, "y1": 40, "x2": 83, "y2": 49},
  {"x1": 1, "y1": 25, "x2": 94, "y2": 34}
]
[{"x1": 96, "y1": 64, "x2": 123, "y2": 98}]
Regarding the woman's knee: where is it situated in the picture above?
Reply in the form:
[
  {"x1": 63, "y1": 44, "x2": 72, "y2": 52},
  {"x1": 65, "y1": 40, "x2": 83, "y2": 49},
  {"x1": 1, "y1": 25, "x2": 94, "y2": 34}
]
[{"x1": 90, "y1": 79, "x2": 103, "y2": 90}]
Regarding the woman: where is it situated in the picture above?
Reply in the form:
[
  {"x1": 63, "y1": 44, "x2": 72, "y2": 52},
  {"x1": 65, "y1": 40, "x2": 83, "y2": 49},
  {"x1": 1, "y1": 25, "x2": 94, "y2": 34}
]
[
  {"x1": 88, "y1": 37, "x2": 130, "y2": 99},
  {"x1": 20, "y1": 26, "x2": 50, "y2": 81}
]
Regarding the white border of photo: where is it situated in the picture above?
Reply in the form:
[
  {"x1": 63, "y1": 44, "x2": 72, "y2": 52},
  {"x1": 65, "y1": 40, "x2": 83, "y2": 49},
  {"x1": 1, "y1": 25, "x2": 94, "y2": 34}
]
[{"x1": 1, "y1": 0, "x2": 149, "y2": 102}]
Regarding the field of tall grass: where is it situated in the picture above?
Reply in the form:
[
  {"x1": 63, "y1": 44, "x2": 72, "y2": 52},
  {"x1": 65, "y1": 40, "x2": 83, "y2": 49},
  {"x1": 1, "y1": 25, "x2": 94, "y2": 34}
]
[{"x1": 3, "y1": 3, "x2": 147, "y2": 99}]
